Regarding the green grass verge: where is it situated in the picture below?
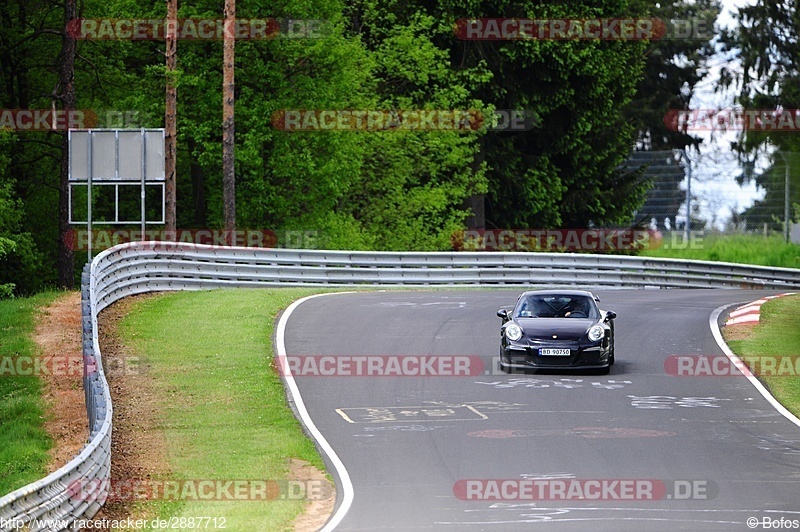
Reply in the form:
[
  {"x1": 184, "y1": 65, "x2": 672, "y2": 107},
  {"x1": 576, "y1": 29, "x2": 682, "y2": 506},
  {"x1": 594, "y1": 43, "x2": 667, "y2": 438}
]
[
  {"x1": 118, "y1": 288, "x2": 337, "y2": 530},
  {"x1": 641, "y1": 233, "x2": 800, "y2": 269},
  {"x1": 724, "y1": 294, "x2": 800, "y2": 417},
  {"x1": 0, "y1": 291, "x2": 61, "y2": 496}
]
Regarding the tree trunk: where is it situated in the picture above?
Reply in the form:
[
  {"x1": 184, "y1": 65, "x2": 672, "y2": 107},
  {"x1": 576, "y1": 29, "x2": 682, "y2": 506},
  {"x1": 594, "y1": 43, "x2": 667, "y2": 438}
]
[
  {"x1": 165, "y1": 0, "x2": 178, "y2": 239},
  {"x1": 222, "y1": 0, "x2": 235, "y2": 243},
  {"x1": 57, "y1": 0, "x2": 77, "y2": 288}
]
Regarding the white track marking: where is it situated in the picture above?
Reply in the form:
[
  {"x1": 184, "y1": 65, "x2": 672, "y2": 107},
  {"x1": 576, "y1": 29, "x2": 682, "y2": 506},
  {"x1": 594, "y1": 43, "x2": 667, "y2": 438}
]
[
  {"x1": 710, "y1": 302, "x2": 800, "y2": 429},
  {"x1": 276, "y1": 293, "x2": 355, "y2": 531}
]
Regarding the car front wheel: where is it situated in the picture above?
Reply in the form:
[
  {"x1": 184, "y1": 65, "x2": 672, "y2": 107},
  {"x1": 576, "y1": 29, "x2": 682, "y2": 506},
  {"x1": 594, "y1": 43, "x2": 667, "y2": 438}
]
[{"x1": 608, "y1": 335, "x2": 615, "y2": 365}]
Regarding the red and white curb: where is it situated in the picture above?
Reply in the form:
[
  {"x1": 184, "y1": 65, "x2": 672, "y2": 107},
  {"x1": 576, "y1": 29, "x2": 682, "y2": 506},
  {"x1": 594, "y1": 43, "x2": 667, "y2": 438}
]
[{"x1": 725, "y1": 292, "x2": 796, "y2": 326}]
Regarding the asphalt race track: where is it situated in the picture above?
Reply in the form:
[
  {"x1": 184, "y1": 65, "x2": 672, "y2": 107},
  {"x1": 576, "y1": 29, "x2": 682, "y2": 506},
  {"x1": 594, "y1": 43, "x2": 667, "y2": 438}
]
[{"x1": 281, "y1": 289, "x2": 800, "y2": 531}]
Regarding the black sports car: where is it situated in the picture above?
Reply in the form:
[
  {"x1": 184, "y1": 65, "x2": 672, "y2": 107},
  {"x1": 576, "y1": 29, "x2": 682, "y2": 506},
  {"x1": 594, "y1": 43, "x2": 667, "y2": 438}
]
[{"x1": 497, "y1": 290, "x2": 616, "y2": 373}]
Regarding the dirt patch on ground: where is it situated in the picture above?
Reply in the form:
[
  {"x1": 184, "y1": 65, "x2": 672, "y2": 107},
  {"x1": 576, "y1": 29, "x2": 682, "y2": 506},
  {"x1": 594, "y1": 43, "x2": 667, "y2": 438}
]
[
  {"x1": 94, "y1": 293, "x2": 171, "y2": 521},
  {"x1": 290, "y1": 459, "x2": 336, "y2": 531},
  {"x1": 722, "y1": 322, "x2": 759, "y2": 342},
  {"x1": 37, "y1": 291, "x2": 335, "y2": 529},
  {"x1": 35, "y1": 291, "x2": 88, "y2": 472}
]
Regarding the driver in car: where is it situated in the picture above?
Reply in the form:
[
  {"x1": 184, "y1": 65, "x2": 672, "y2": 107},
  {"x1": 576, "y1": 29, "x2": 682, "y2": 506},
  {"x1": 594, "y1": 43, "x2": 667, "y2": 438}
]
[{"x1": 563, "y1": 298, "x2": 590, "y2": 318}]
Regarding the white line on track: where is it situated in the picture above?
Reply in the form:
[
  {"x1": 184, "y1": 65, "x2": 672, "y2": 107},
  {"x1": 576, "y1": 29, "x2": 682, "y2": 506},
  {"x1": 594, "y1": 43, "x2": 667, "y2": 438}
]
[
  {"x1": 276, "y1": 292, "x2": 354, "y2": 531},
  {"x1": 710, "y1": 302, "x2": 800, "y2": 430}
]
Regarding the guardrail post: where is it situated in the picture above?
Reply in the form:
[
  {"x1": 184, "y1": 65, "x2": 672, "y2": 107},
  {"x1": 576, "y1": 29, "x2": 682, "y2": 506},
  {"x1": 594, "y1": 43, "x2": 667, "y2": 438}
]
[{"x1": 81, "y1": 264, "x2": 95, "y2": 435}]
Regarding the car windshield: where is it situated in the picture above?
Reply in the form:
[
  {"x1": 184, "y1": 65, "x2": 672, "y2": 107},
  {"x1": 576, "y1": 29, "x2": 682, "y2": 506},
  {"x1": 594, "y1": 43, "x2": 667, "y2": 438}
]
[{"x1": 515, "y1": 295, "x2": 598, "y2": 319}]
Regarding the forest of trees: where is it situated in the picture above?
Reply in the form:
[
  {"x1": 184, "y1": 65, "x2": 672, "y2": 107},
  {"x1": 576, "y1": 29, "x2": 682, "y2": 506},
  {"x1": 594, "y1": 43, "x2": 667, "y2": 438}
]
[
  {"x1": 0, "y1": 0, "x2": 796, "y2": 295},
  {"x1": 721, "y1": 0, "x2": 800, "y2": 230}
]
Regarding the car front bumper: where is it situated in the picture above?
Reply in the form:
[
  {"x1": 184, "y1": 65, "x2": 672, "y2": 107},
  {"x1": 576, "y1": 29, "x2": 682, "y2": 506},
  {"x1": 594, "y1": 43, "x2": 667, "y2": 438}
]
[{"x1": 500, "y1": 342, "x2": 610, "y2": 370}]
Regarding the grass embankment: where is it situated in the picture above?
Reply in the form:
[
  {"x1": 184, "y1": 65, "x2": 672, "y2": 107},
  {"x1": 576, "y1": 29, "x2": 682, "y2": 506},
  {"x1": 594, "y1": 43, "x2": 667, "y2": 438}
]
[
  {"x1": 641, "y1": 234, "x2": 800, "y2": 269},
  {"x1": 0, "y1": 292, "x2": 59, "y2": 496},
  {"x1": 724, "y1": 294, "x2": 800, "y2": 417},
  {"x1": 118, "y1": 288, "x2": 334, "y2": 530}
]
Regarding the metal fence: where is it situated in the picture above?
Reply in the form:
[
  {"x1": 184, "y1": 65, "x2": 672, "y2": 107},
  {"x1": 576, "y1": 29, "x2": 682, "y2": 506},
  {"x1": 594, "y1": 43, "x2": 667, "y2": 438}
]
[
  {"x1": 628, "y1": 149, "x2": 799, "y2": 237},
  {"x1": 2, "y1": 241, "x2": 800, "y2": 531}
]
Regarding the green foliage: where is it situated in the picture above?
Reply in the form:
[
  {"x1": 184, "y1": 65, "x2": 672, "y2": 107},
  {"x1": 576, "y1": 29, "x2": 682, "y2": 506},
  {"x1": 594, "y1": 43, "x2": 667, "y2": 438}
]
[
  {"x1": 721, "y1": 0, "x2": 800, "y2": 228},
  {"x1": 232, "y1": 4, "x2": 375, "y2": 235},
  {"x1": 0, "y1": 279, "x2": 14, "y2": 300},
  {"x1": 0, "y1": 133, "x2": 43, "y2": 296},
  {"x1": 2, "y1": 0, "x2": 692, "y2": 286},
  {"x1": 335, "y1": 2, "x2": 489, "y2": 247},
  {"x1": 0, "y1": 2, "x2": 68, "y2": 290},
  {"x1": 736, "y1": 151, "x2": 800, "y2": 231},
  {"x1": 624, "y1": 0, "x2": 720, "y2": 151},
  {"x1": 425, "y1": 0, "x2": 653, "y2": 229}
]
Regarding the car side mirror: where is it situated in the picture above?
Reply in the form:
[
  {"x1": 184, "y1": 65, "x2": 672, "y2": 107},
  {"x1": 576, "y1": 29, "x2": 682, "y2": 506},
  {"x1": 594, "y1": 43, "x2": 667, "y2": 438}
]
[
  {"x1": 604, "y1": 310, "x2": 617, "y2": 321},
  {"x1": 497, "y1": 309, "x2": 509, "y2": 320}
]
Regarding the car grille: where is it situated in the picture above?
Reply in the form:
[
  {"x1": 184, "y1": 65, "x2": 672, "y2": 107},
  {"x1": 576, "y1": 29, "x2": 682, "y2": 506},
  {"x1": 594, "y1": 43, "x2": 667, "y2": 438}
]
[{"x1": 528, "y1": 338, "x2": 578, "y2": 345}]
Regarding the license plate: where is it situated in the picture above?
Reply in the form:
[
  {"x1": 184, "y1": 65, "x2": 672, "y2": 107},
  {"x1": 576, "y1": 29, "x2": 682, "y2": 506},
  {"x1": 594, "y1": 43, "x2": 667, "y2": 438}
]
[{"x1": 540, "y1": 348, "x2": 571, "y2": 356}]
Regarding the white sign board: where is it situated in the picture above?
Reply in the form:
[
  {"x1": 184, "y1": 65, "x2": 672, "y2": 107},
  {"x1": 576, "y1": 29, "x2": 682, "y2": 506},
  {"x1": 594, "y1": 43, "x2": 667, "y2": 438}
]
[
  {"x1": 69, "y1": 129, "x2": 165, "y2": 181},
  {"x1": 68, "y1": 129, "x2": 166, "y2": 260}
]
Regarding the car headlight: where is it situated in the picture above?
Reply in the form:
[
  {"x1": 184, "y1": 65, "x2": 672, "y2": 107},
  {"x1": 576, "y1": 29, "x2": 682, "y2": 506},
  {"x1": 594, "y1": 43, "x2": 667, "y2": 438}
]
[
  {"x1": 505, "y1": 324, "x2": 523, "y2": 341},
  {"x1": 587, "y1": 325, "x2": 604, "y2": 342}
]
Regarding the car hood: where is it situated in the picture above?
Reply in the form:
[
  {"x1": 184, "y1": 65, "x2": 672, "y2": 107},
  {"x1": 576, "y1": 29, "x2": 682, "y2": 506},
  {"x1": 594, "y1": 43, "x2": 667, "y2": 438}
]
[{"x1": 515, "y1": 318, "x2": 595, "y2": 341}]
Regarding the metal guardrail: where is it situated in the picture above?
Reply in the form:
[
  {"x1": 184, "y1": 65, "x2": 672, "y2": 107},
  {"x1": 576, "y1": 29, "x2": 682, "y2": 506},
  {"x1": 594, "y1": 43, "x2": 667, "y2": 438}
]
[
  {"x1": 0, "y1": 265, "x2": 110, "y2": 532},
  {"x1": 2, "y1": 241, "x2": 800, "y2": 530}
]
